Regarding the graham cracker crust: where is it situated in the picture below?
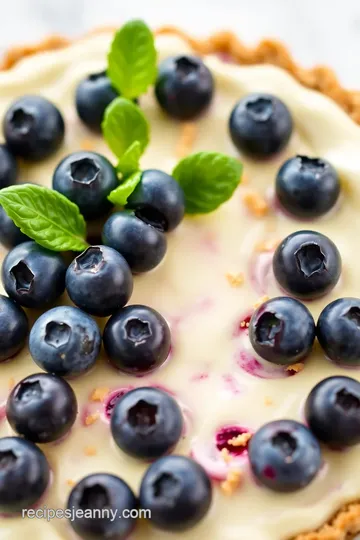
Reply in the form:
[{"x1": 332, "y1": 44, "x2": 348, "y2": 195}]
[{"x1": 1, "y1": 25, "x2": 360, "y2": 540}]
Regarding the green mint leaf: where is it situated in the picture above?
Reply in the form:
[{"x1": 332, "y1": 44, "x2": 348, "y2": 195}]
[
  {"x1": 172, "y1": 152, "x2": 243, "y2": 214},
  {"x1": 102, "y1": 97, "x2": 149, "y2": 160},
  {"x1": 107, "y1": 19, "x2": 157, "y2": 99},
  {"x1": 0, "y1": 184, "x2": 89, "y2": 252},
  {"x1": 117, "y1": 141, "x2": 142, "y2": 177},
  {"x1": 108, "y1": 171, "x2": 142, "y2": 206}
]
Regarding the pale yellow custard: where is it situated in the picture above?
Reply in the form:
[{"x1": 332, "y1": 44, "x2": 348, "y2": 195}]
[{"x1": 0, "y1": 31, "x2": 360, "y2": 540}]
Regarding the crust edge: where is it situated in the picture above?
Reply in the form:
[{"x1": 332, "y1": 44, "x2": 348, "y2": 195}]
[{"x1": 1, "y1": 24, "x2": 360, "y2": 540}]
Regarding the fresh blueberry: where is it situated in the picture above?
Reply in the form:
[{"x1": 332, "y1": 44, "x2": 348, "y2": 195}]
[
  {"x1": 126, "y1": 169, "x2": 185, "y2": 232},
  {"x1": 273, "y1": 230, "x2": 341, "y2": 300},
  {"x1": 249, "y1": 296, "x2": 315, "y2": 366},
  {"x1": 229, "y1": 93, "x2": 293, "y2": 158},
  {"x1": 0, "y1": 205, "x2": 29, "y2": 248},
  {"x1": 305, "y1": 376, "x2": 360, "y2": 448},
  {"x1": 317, "y1": 298, "x2": 360, "y2": 366},
  {"x1": 248, "y1": 420, "x2": 322, "y2": 492},
  {"x1": 276, "y1": 155, "x2": 340, "y2": 218},
  {"x1": 75, "y1": 71, "x2": 118, "y2": 131},
  {"x1": 0, "y1": 145, "x2": 17, "y2": 188},
  {"x1": 0, "y1": 436, "x2": 50, "y2": 512},
  {"x1": 29, "y1": 306, "x2": 101, "y2": 377},
  {"x1": 3, "y1": 96, "x2": 65, "y2": 161},
  {"x1": 0, "y1": 294, "x2": 28, "y2": 362},
  {"x1": 53, "y1": 151, "x2": 118, "y2": 220},
  {"x1": 155, "y1": 55, "x2": 214, "y2": 120},
  {"x1": 102, "y1": 211, "x2": 167, "y2": 273},
  {"x1": 103, "y1": 305, "x2": 171, "y2": 374},
  {"x1": 1, "y1": 241, "x2": 67, "y2": 309},
  {"x1": 111, "y1": 387, "x2": 183, "y2": 460},
  {"x1": 6, "y1": 373, "x2": 77, "y2": 443},
  {"x1": 66, "y1": 246, "x2": 133, "y2": 317},
  {"x1": 139, "y1": 455, "x2": 212, "y2": 531},
  {"x1": 67, "y1": 473, "x2": 138, "y2": 540}
]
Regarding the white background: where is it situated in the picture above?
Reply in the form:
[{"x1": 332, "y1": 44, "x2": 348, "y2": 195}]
[{"x1": 1, "y1": 0, "x2": 360, "y2": 86}]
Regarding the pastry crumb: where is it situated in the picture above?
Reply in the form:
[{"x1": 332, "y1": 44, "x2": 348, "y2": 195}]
[
  {"x1": 84, "y1": 446, "x2": 97, "y2": 456},
  {"x1": 80, "y1": 138, "x2": 96, "y2": 151},
  {"x1": 66, "y1": 479, "x2": 75, "y2": 487},
  {"x1": 286, "y1": 363, "x2": 305, "y2": 373},
  {"x1": 255, "y1": 238, "x2": 280, "y2": 252},
  {"x1": 228, "y1": 432, "x2": 252, "y2": 447},
  {"x1": 220, "y1": 448, "x2": 233, "y2": 463},
  {"x1": 264, "y1": 396, "x2": 274, "y2": 406},
  {"x1": 220, "y1": 470, "x2": 243, "y2": 495},
  {"x1": 84, "y1": 412, "x2": 100, "y2": 426},
  {"x1": 176, "y1": 123, "x2": 197, "y2": 158},
  {"x1": 242, "y1": 189, "x2": 269, "y2": 217},
  {"x1": 91, "y1": 387, "x2": 109, "y2": 402},
  {"x1": 8, "y1": 377, "x2": 15, "y2": 389},
  {"x1": 226, "y1": 272, "x2": 244, "y2": 287},
  {"x1": 253, "y1": 295, "x2": 270, "y2": 309}
]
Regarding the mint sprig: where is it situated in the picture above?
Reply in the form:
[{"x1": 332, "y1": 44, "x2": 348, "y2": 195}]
[
  {"x1": 108, "y1": 171, "x2": 142, "y2": 206},
  {"x1": 172, "y1": 152, "x2": 243, "y2": 214},
  {"x1": 107, "y1": 20, "x2": 157, "y2": 100},
  {"x1": 117, "y1": 141, "x2": 142, "y2": 177},
  {"x1": 0, "y1": 185, "x2": 89, "y2": 252}
]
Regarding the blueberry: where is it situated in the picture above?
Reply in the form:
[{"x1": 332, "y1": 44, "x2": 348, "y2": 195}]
[
  {"x1": 0, "y1": 436, "x2": 50, "y2": 512},
  {"x1": 66, "y1": 246, "x2": 133, "y2": 317},
  {"x1": 305, "y1": 376, "x2": 360, "y2": 448},
  {"x1": 155, "y1": 55, "x2": 214, "y2": 120},
  {"x1": 273, "y1": 230, "x2": 341, "y2": 300},
  {"x1": 75, "y1": 71, "x2": 118, "y2": 131},
  {"x1": 1, "y1": 241, "x2": 67, "y2": 309},
  {"x1": 53, "y1": 151, "x2": 118, "y2": 220},
  {"x1": 6, "y1": 373, "x2": 77, "y2": 443},
  {"x1": 0, "y1": 294, "x2": 28, "y2": 362},
  {"x1": 0, "y1": 145, "x2": 17, "y2": 188},
  {"x1": 248, "y1": 420, "x2": 322, "y2": 492},
  {"x1": 67, "y1": 473, "x2": 138, "y2": 540},
  {"x1": 229, "y1": 93, "x2": 293, "y2": 158},
  {"x1": 0, "y1": 205, "x2": 29, "y2": 248},
  {"x1": 111, "y1": 387, "x2": 183, "y2": 460},
  {"x1": 249, "y1": 296, "x2": 315, "y2": 366},
  {"x1": 103, "y1": 305, "x2": 171, "y2": 374},
  {"x1": 29, "y1": 306, "x2": 101, "y2": 377},
  {"x1": 3, "y1": 96, "x2": 65, "y2": 161},
  {"x1": 317, "y1": 298, "x2": 360, "y2": 366},
  {"x1": 276, "y1": 155, "x2": 340, "y2": 218},
  {"x1": 102, "y1": 211, "x2": 167, "y2": 273},
  {"x1": 139, "y1": 455, "x2": 212, "y2": 531},
  {"x1": 126, "y1": 169, "x2": 185, "y2": 232}
]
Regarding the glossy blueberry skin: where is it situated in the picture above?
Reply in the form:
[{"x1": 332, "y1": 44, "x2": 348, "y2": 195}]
[
  {"x1": 102, "y1": 211, "x2": 167, "y2": 273},
  {"x1": 1, "y1": 241, "x2": 67, "y2": 309},
  {"x1": 66, "y1": 246, "x2": 133, "y2": 317},
  {"x1": 0, "y1": 295, "x2": 28, "y2": 362},
  {"x1": 67, "y1": 473, "x2": 138, "y2": 540},
  {"x1": 305, "y1": 376, "x2": 360, "y2": 448},
  {"x1": 75, "y1": 71, "x2": 118, "y2": 131},
  {"x1": 126, "y1": 169, "x2": 185, "y2": 232},
  {"x1": 0, "y1": 436, "x2": 50, "y2": 512},
  {"x1": 276, "y1": 155, "x2": 340, "y2": 219},
  {"x1": 248, "y1": 420, "x2": 322, "y2": 493},
  {"x1": 3, "y1": 96, "x2": 65, "y2": 161},
  {"x1": 0, "y1": 145, "x2": 17, "y2": 188},
  {"x1": 273, "y1": 230, "x2": 342, "y2": 300},
  {"x1": 229, "y1": 93, "x2": 293, "y2": 158},
  {"x1": 111, "y1": 387, "x2": 183, "y2": 460},
  {"x1": 317, "y1": 298, "x2": 360, "y2": 366},
  {"x1": 139, "y1": 455, "x2": 212, "y2": 532},
  {"x1": 249, "y1": 296, "x2": 315, "y2": 366},
  {"x1": 6, "y1": 373, "x2": 77, "y2": 443},
  {"x1": 103, "y1": 305, "x2": 171, "y2": 374},
  {"x1": 29, "y1": 306, "x2": 101, "y2": 378},
  {"x1": 53, "y1": 151, "x2": 118, "y2": 220},
  {"x1": 0, "y1": 205, "x2": 29, "y2": 248},
  {"x1": 155, "y1": 55, "x2": 214, "y2": 120}
]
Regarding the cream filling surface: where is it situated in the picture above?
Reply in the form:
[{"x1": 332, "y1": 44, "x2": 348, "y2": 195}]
[{"x1": 0, "y1": 32, "x2": 360, "y2": 540}]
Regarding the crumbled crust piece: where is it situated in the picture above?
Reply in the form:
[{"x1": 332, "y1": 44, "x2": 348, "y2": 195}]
[
  {"x1": 84, "y1": 446, "x2": 97, "y2": 456},
  {"x1": 255, "y1": 238, "x2": 280, "y2": 252},
  {"x1": 66, "y1": 479, "x2": 75, "y2": 487},
  {"x1": 293, "y1": 502, "x2": 360, "y2": 539},
  {"x1": 84, "y1": 412, "x2": 100, "y2": 426},
  {"x1": 242, "y1": 188, "x2": 269, "y2": 217},
  {"x1": 228, "y1": 432, "x2": 252, "y2": 447},
  {"x1": 90, "y1": 387, "x2": 109, "y2": 402},
  {"x1": 226, "y1": 272, "x2": 244, "y2": 287},
  {"x1": 220, "y1": 470, "x2": 243, "y2": 495},
  {"x1": 253, "y1": 295, "x2": 270, "y2": 309},
  {"x1": 264, "y1": 396, "x2": 274, "y2": 406},
  {"x1": 80, "y1": 138, "x2": 96, "y2": 151},
  {"x1": 240, "y1": 320, "x2": 250, "y2": 328},
  {"x1": 220, "y1": 448, "x2": 233, "y2": 463},
  {"x1": 286, "y1": 363, "x2": 305, "y2": 373},
  {"x1": 176, "y1": 123, "x2": 198, "y2": 158}
]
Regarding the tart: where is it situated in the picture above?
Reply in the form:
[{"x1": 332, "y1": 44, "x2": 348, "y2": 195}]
[{"x1": 0, "y1": 22, "x2": 359, "y2": 540}]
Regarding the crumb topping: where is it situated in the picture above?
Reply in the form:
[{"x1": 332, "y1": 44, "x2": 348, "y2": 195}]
[
  {"x1": 242, "y1": 188, "x2": 269, "y2": 217},
  {"x1": 286, "y1": 363, "x2": 305, "y2": 373},
  {"x1": 226, "y1": 272, "x2": 244, "y2": 287},
  {"x1": 264, "y1": 396, "x2": 274, "y2": 406},
  {"x1": 253, "y1": 295, "x2": 270, "y2": 309},
  {"x1": 220, "y1": 448, "x2": 233, "y2": 463},
  {"x1": 90, "y1": 387, "x2": 109, "y2": 402},
  {"x1": 84, "y1": 446, "x2": 97, "y2": 456},
  {"x1": 80, "y1": 138, "x2": 97, "y2": 151},
  {"x1": 66, "y1": 479, "x2": 75, "y2": 487},
  {"x1": 84, "y1": 412, "x2": 100, "y2": 426},
  {"x1": 220, "y1": 470, "x2": 243, "y2": 495},
  {"x1": 176, "y1": 122, "x2": 197, "y2": 158},
  {"x1": 228, "y1": 432, "x2": 252, "y2": 447}
]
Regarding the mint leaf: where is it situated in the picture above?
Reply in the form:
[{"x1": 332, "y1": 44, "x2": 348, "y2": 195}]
[
  {"x1": 173, "y1": 152, "x2": 243, "y2": 214},
  {"x1": 108, "y1": 171, "x2": 142, "y2": 206},
  {"x1": 117, "y1": 141, "x2": 142, "y2": 177},
  {"x1": 102, "y1": 97, "x2": 149, "y2": 160},
  {"x1": 107, "y1": 20, "x2": 157, "y2": 99},
  {"x1": 0, "y1": 184, "x2": 89, "y2": 252}
]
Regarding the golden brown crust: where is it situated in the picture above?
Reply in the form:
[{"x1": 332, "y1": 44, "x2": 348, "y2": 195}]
[{"x1": 1, "y1": 24, "x2": 360, "y2": 540}]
